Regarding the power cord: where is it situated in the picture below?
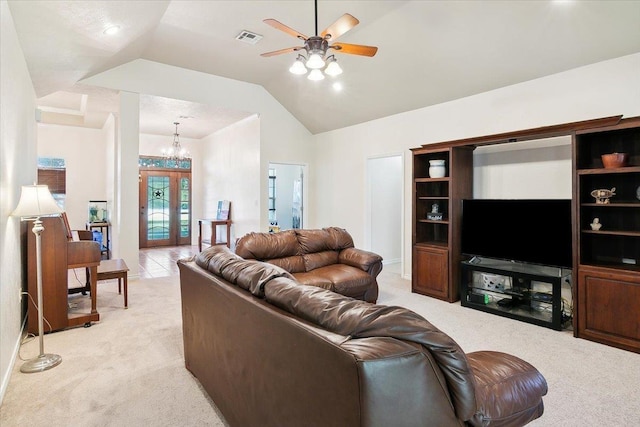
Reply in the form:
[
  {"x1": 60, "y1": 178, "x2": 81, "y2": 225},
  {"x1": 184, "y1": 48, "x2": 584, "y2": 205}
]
[{"x1": 19, "y1": 291, "x2": 54, "y2": 361}]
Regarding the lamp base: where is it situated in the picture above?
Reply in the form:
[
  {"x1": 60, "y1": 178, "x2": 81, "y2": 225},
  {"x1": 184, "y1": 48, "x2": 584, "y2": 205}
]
[{"x1": 20, "y1": 353, "x2": 62, "y2": 373}]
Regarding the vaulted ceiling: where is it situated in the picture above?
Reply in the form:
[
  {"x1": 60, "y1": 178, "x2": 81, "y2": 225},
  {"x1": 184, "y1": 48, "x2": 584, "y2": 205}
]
[{"x1": 8, "y1": 1, "x2": 640, "y2": 138}]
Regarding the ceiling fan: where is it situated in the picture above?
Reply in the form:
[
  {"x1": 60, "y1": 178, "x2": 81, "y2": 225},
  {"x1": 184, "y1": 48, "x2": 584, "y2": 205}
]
[{"x1": 261, "y1": 0, "x2": 378, "y2": 79}]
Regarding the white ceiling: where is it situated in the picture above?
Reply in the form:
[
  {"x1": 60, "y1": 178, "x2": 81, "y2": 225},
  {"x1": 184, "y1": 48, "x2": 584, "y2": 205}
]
[{"x1": 8, "y1": 0, "x2": 640, "y2": 138}]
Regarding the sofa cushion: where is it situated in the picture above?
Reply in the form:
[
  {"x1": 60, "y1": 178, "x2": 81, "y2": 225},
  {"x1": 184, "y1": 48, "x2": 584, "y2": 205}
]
[
  {"x1": 235, "y1": 229, "x2": 299, "y2": 260},
  {"x1": 325, "y1": 226, "x2": 355, "y2": 250},
  {"x1": 467, "y1": 351, "x2": 547, "y2": 426},
  {"x1": 265, "y1": 255, "x2": 306, "y2": 273},
  {"x1": 290, "y1": 272, "x2": 333, "y2": 291},
  {"x1": 197, "y1": 245, "x2": 293, "y2": 297},
  {"x1": 302, "y1": 250, "x2": 339, "y2": 271},
  {"x1": 196, "y1": 245, "x2": 243, "y2": 275},
  {"x1": 299, "y1": 264, "x2": 373, "y2": 298},
  {"x1": 295, "y1": 228, "x2": 332, "y2": 253},
  {"x1": 263, "y1": 278, "x2": 478, "y2": 421}
]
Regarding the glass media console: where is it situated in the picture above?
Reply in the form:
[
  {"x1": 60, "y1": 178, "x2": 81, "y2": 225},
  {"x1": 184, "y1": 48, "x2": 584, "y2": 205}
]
[{"x1": 460, "y1": 257, "x2": 572, "y2": 330}]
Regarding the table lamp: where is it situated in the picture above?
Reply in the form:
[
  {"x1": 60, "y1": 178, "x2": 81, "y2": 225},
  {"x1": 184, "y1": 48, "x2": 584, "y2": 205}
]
[{"x1": 11, "y1": 184, "x2": 63, "y2": 373}]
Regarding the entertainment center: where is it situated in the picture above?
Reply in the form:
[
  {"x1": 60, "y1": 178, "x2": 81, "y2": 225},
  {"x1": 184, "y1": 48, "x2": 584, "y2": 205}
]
[{"x1": 411, "y1": 115, "x2": 640, "y2": 353}]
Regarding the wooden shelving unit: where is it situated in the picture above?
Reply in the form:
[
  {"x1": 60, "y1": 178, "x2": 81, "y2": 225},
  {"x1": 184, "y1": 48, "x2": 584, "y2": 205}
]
[
  {"x1": 410, "y1": 115, "x2": 640, "y2": 354},
  {"x1": 411, "y1": 146, "x2": 473, "y2": 302},
  {"x1": 574, "y1": 116, "x2": 640, "y2": 353}
]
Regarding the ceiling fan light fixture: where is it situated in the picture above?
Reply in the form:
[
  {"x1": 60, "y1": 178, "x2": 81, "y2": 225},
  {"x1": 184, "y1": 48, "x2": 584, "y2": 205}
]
[
  {"x1": 289, "y1": 55, "x2": 308, "y2": 75},
  {"x1": 307, "y1": 69, "x2": 325, "y2": 81},
  {"x1": 324, "y1": 55, "x2": 343, "y2": 76},
  {"x1": 306, "y1": 52, "x2": 325, "y2": 69}
]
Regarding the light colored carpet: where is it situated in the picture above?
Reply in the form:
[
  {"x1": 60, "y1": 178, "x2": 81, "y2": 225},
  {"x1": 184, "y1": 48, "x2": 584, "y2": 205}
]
[{"x1": 1, "y1": 265, "x2": 639, "y2": 426}]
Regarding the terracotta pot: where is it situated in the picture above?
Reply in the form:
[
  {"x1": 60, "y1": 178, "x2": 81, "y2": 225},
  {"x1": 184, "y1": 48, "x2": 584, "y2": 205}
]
[{"x1": 601, "y1": 152, "x2": 628, "y2": 168}]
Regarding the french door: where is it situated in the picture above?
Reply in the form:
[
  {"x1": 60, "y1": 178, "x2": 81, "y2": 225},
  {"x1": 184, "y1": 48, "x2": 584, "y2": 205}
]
[{"x1": 139, "y1": 170, "x2": 191, "y2": 248}]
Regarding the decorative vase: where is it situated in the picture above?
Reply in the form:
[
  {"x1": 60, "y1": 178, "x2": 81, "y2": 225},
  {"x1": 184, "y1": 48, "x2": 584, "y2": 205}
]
[{"x1": 429, "y1": 160, "x2": 446, "y2": 178}]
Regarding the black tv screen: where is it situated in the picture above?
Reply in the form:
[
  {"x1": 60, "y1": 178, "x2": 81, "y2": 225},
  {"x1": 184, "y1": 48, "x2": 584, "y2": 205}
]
[{"x1": 461, "y1": 199, "x2": 572, "y2": 268}]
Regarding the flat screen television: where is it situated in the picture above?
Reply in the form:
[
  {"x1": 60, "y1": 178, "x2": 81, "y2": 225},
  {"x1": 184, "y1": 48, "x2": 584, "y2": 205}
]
[{"x1": 461, "y1": 199, "x2": 572, "y2": 268}]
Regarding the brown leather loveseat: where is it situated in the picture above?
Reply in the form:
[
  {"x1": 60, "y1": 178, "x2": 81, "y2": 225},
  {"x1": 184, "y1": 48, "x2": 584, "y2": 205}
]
[
  {"x1": 179, "y1": 245, "x2": 548, "y2": 427},
  {"x1": 234, "y1": 227, "x2": 382, "y2": 302}
]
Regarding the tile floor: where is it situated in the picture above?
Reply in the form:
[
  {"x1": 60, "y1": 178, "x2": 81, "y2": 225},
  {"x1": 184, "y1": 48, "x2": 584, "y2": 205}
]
[{"x1": 138, "y1": 245, "x2": 200, "y2": 279}]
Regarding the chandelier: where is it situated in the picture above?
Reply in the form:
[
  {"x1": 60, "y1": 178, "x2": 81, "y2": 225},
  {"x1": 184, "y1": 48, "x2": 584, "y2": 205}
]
[{"x1": 162, "y1": 122, "x2": 190, "y2": 160}]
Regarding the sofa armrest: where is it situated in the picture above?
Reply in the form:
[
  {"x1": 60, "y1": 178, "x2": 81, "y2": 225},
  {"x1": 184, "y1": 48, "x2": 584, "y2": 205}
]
[{"x1": 339, "y1": 248, "x2": 383, "y2": 277}]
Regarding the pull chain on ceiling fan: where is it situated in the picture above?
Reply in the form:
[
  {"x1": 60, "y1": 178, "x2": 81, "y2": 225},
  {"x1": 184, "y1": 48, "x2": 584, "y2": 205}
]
[{"x1": 261, "y1": 0, "x2": 378, "y2": 81}]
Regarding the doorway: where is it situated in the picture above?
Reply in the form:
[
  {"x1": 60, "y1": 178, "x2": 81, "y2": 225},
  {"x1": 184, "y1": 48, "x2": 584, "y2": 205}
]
[
  {"x1": 139, "y1": 169, "x2": 192, "y2": 248},
  {"x1": 268, "y1": 163, "x2": 306, "y2": 231},
  {"x1": 367, "y1": 154, "x2": 403, "y2": 266}
]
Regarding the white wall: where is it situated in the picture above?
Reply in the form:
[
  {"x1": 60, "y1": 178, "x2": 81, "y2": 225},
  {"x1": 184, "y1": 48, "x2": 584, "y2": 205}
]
[
  {"x1": 0, "y1": 0, "x2": 38, "y2": 404},
  {"x1": 37, "y1": 124, "x2": 108, "y2": 229},
  {"x1": 313, "y1": 53, "x2": 640, "y2": 279},
  {"x1": 200, "y1": 115, "x2": 261, "y2": 243},
  {"x1": 473, "y1": 136, "x2": 572, "y2": 199}
]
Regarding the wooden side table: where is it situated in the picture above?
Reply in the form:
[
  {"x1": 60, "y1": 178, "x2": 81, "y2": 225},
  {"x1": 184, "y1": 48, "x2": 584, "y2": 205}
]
[
  {"x1": 97, "y1": 258, "x2": 129, "y2": 308},
  {"x1": 198, "y1": 219, "x2": 232, "y2": 251}
]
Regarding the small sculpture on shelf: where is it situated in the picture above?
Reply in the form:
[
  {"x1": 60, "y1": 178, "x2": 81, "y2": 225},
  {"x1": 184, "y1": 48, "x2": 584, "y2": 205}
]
[
  {"x1": 427, "y1": 203, "x2": 444, "y2": 221},
  {"x1": 590, "y1": 218, "x2": 602, "y2": 231},
  {"x1": 591, "y1": 187, "x2": 616, "y2": 204}
]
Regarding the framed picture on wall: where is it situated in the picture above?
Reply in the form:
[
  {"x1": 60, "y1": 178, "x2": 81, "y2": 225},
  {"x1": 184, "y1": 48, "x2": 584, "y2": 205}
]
[{"x1": 216, "y1": 200, "x2": 230, "y2": 220}]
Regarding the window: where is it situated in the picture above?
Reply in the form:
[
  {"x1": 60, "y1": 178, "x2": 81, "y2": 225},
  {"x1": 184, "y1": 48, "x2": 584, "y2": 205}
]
[{"x1": 37, "y1": 157, "x2": 66, "y2": 209}]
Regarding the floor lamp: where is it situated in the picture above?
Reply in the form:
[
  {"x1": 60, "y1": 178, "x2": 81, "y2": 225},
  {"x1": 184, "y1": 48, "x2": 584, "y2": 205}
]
[{"x1": 12, "y1": 184, "x2": 63, "y2": 373}]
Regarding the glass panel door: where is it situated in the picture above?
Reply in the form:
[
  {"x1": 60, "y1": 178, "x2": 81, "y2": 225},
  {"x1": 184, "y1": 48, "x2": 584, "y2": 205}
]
[
  {"x1": 178, "y1": 174, "x2": 191, "y2": 245},
  {"x1": 139, "y1": 170, "x2": 191, "y2": 248}
]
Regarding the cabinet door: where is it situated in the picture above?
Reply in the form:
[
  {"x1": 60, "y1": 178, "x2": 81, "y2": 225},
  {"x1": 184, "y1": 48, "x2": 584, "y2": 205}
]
[
  {"x1": 577, "y1": 266, "x2": 640, "y2": 353},
  {"x1": 412, "y1": 245, "x2": 449, "y2": 300}
]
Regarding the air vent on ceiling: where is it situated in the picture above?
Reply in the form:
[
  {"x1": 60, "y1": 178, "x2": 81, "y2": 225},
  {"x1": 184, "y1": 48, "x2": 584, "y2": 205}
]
[{"x1": 236, "y1": 30, "x2": 263, "y2": 45}]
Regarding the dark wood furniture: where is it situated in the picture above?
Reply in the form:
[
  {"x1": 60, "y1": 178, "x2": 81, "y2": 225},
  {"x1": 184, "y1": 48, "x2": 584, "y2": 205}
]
[
  {"x1": 27, "y1": 216, "x2": 101, "y2": 334},
  {"x1": 410, "y1": 146, "x2": 473, "y2": 302},
  {"x1": 574, "y1": 116, "x2": 640, "y2": 353},
  {"x1": 198, "y1": 219, "x2": 232, "y2": 251},
  {"x1": 97, "y1": 258, "x2": 129, "y2": 308},
  {"x1": 460, "y1": 259, "x2": 569, "y2": 331},
  {"x1": 411, "y1": 115, "x2": 640, "y2": 353}
]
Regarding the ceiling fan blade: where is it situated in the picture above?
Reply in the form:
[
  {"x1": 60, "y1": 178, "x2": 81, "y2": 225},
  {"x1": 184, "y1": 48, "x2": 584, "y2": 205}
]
[
  {"x1": 263, "y1": 19, "x2": 308, "y2": 41},
  {"x1": 260, "y1": 47, "x2": 302, "y2": 57},
  {"x1": 321, "y1": 13, "x2": 359, "y2": 41},
  {"x1": 331, "y1": 43, "x2": 378, "y2": 57}
]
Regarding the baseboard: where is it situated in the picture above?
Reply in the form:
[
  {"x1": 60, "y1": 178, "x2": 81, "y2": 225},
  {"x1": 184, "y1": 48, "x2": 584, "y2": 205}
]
[{"x1": 0, "y1": 315, "x2": 27, "y2": 406}]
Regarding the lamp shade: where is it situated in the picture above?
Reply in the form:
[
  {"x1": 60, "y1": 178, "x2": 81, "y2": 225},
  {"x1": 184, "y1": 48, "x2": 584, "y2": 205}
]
[
  {"x1": 289, "y1": 58, "x2": 308, "y2": 75},
  {"x1": 306, "y1": 53, "x2": 325, "y2": 69},
  {"x1": 307, "y1": 69, "x2": 325, "y2": 81},
  {"x1": 11, "y1": 185, "x2": 62, "y2": 218},
  {"x1": 324, "y1": 57, "x2": 343, "y2": 76}
]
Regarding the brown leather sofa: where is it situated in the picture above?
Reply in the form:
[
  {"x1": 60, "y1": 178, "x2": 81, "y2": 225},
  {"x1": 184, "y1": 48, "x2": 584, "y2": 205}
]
[
  {"x1": 179, "y1": 245, "x2": 548, "y2": 427},
  {"x1": 235, "y1": 227, "x2": 382, "y2": 302}
]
